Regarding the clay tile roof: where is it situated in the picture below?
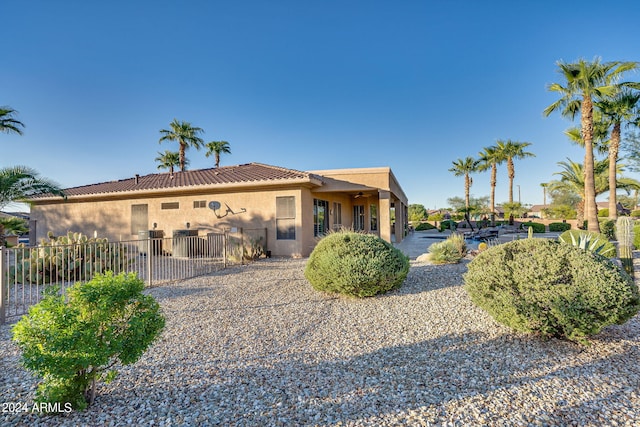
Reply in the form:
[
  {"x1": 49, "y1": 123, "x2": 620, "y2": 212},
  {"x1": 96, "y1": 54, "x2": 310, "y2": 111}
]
[{"x1": 33, "y1": 163, "x2": 320, "y2": 199}]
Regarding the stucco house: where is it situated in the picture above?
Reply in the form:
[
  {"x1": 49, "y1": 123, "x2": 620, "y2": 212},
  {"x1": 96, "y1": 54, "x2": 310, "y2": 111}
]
[{"x1": 28, "y1": 163, "x2": 408, "y2": 257}]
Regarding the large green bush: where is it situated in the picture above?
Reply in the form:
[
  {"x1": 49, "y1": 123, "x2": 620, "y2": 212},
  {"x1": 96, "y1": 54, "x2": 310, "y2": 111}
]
[
  {"x1": 304, "y1": 231, "x2": 409, "y2": 297},
  {"x1": 600, "y1": 219, "x2": 616, "y2": 240},
  {"x1": 558, "y1": 229, "x2": 616, "y2": 258},
  {"x1": 439, "y1": 219, "x2": 457, "y2": 231},
  {"x1": 12, "y1": 272, "x2": 165, "y2": 411},
  {"x1": 464, "y1": 239, "x2": 639, "y2": 344}
]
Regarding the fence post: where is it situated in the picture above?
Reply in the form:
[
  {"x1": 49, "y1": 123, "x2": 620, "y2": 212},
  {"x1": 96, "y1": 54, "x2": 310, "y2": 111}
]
[
  {"x1": 147, "y1": 238, "x2": 153, "y2": 288},
  {"x1": 223, "y1": 232, "x2": 227, "y2": 268},
  {"x1": 0, "y1": 247, "x2": 5, "y2": 325}
]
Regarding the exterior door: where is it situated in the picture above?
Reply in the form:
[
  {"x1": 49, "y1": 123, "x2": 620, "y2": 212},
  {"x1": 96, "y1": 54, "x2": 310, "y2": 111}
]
[{"x1": 314, "y1": 199, "x2": 330, "y2": 236}]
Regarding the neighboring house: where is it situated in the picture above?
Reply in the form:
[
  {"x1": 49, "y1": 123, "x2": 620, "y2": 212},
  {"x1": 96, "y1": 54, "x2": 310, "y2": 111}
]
[
  {"x1": 28, "y1": 163, "x2": 408, "y2": 257},
  {"x1": 528, "y1": 204, "x2": 548, "y2": 218}
]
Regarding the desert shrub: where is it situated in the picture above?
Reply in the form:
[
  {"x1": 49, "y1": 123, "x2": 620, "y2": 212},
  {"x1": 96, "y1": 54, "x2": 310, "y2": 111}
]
[
  {"x1": 519, "y1": 222, "x2": 545, "y2": 233},
  {"x1": 304, "y1": 231, "x2": 409, "y2": 297},
  {"x1": 414, "y1": 222, "x2": 436, "y2": 231},
  {"x1": 558, "y1": 229, "x2": 616, "y2": 258},
  {"x1": 464, "y1": 239, "x2": 640, "y2": 344},
  {"x1": 439, "y1": 220, "x2": 457, "y2": 231},
  {"x1": 598, "y1": 208, "x2": 609, "y2": 218},
  {"x1": 548, "y1": 222, "x2": 571, "y2": 232},
  {"x1": 631, "y1": 210, "x2": 640, "y2": 218},
  {"x1": 600, "y1": 219, "x2": 616, "y2": 240},
  {"x1": 634, "y1": 223, "x2": 640, "y2": 250},
  {"x1": 12, "y1": 272, "x2": 165, "y2": 411},
  {"x1": 427, "y1": 233, "x2": 467, "y2": 264}
]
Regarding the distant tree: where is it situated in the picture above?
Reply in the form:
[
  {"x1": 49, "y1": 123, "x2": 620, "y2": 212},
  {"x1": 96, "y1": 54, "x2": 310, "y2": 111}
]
[
  {"x1": 446, "y1": 196, "x2": 489, "y2": 217},
  {"x1": 154, "y1": 150, "x2": 182, "y2": 175},
  {"x1": 204, "y1": 140, "x2": 231, "y2": 168},
  {"x1": 622, "y1": 130, "x2": 640, "y2": 172},
  {"x1": 544, "y1": 57, "x2": 638, "y2": 232},
  {"x1": 158, "y1": 119, "x2": 204, "y2": 172},
  {"x1": 408, "y1": 204, "x2": 427, "y2": 222},
  {"x1": 0, "y1": 106, "x2": 25, "y2": 135},
  {"x1": 598, "y1": 89, "x2": 640, "y2": 219},
  {"x1": 448, "y1": 157, "x2": 480, "y2": 212},
  {"x1": 494, "y1": 140, "x2": 535, "y2": 203},
  {"x1": 478, "y1": 145, "x2": 506, "y2": 223}
]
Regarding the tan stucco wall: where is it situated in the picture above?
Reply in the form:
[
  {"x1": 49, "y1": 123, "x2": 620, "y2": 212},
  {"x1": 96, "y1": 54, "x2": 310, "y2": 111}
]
[
  {"x1": 31, "y1": 188, "x2": 314, "y2": 257},
  {"x1": 30, "y1": 167, "x2": 409, "y2": 256}
]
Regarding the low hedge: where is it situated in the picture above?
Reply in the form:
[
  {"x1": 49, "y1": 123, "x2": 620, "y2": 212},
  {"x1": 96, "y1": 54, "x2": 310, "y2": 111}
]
[
  {"x1": 520, "y1": 222, "x2": 545, "y2": 233},
  {"x1": 548, "y1": 222, "x2": 571, "y2": 232},
  {"x1": 464, "y1": 239, "x2": 640, "y2": 344},
  {"x1": 414, "y1": 222, "x2": 436, "y2": 231}
]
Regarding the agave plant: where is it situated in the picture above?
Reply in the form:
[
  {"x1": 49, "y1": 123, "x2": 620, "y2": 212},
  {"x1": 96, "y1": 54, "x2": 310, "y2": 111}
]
[{"x1": 559, "y1": 230, "x2": 616, "y2": 258}]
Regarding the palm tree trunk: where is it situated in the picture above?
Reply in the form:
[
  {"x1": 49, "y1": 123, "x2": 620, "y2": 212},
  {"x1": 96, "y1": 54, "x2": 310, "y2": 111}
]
[
  {"x1": 609, "y1": 123, "x2": 621, "y2": 220},
  {"x1": 464, "y1": 174, "x2": 471, "y2": 210},
  {"x1": 582, "y1": 97, "x2": 600, "y2": 233},
  {"x1": 179, "y1": 143, "x2": 187, "y2": 172},
  {"x1": 490, "y1": 165, "x2": 497, "y2": 224},
  {"x1": 507, "y1": 158, "x2": 515, "y2": 203}
]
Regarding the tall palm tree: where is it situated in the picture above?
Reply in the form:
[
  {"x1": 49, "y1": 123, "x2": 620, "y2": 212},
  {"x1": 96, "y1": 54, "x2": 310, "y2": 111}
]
[
  {"x1": 494, "y1": 139, "x2": 535, "y2": 203},
  {"x1": 540, "y1": 182, "x2": 549, "y2": 207},
  {"x1": 0, "y1": 106, "x2": 25, "y2": 135},
  {"x1": 448, "y1": 156, "x2": 480, "y2": 212},
  {"x1": 544, "y1": 58, "x2": 638, "y2": 232},
  {"x1": 154, "y1": 150, "x2": 182, "y2": 175},
  {"x1": 204, "y1": 140, "x2": 231, "y2": 168},
  {"x1": 0, "y1": 166, "x2": 65, "y2": 245},
  {"x1": 598, "y1": 89, "x2": 640, "y2": 219},
  {"x1": 478, "y1": 145, "x2": 506, "y2": 224},
  {"x1": 549, "y1": 158, "x2": 640, "y2": 224},
  {"x1": 158, "y1": 119, "x2": 204, "y2": 172}
]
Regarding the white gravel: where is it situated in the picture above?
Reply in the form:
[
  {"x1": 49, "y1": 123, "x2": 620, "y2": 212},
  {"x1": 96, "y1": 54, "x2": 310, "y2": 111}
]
[{"x1": 1, "y1": 256, "x2": 639, "y2": 426}]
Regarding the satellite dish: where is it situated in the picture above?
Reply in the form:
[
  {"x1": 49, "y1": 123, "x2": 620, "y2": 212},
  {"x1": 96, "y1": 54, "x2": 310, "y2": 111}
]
[{"x1": 208, "y1": 201, "x2": 221, "y2": 210}]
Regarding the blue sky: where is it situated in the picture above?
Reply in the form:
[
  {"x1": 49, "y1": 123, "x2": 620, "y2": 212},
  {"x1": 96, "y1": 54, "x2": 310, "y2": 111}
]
[{"x1": 3, "y1": 0, "x2": 640, "y2": 211}]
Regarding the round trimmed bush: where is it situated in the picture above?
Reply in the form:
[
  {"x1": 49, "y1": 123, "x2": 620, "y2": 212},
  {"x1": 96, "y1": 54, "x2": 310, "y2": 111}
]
[
  {"x1": 304, "y1": 231, "x2": 409, "y2": 297},
  {"x1": 464, "y1": 239, "x2": 640, "y2": 344},
  {"x1": 415, "y1": 222, "x2": 436, "y2": 231}
]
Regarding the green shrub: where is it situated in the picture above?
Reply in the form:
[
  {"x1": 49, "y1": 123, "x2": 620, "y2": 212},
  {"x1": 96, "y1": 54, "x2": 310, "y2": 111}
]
[
  {"x1": 414, "y1": 222, "x2": 436, "y2": 231},
  {"x1": 631, "y1": 210, "x2": 640, "y2": 218},
  {"x1": 464, "y1": 239, "x2": 640, "y2": 344},
  {"x1": 520, "y1": 222, "x2": 545, "y2": 233},
  {"x1": 558, "y1": 229, "x2": 616, "y2": 258},
  {"x1": 12, "y1": 272, "x2": 165, "y2": 411},
  {"x1": 598, "y1": 208, "x2": 609, "y2": 218},
  {"x1": 304, "y1": 231, "x2": 409, "y2": 297},
  {"x1": 634, "y1": 223, "x2": 640, "y2": 250},
  {"x1": 600, "y1": 219, "x2": 616, "y2": 240},
  {"x1": 439, "y1": 220, "x2": 457, "y2": 231},
  {"x1": 427, "y1": 233, "x2": 467, "y2": 264},
  {"x1": 548, "y1": 222, "x2": 571, "y2": 232}
]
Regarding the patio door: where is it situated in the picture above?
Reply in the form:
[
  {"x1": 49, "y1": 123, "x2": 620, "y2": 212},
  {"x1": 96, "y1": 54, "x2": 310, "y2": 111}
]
[
  {"x1": 353, "y1": 205, "x2": 365, "y2": 231},
  {"x1": 314, "y1": 199, "x2": 330, "y2": 236}
]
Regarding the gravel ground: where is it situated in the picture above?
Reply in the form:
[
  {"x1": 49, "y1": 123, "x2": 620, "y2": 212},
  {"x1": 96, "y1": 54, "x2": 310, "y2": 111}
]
[{"x1": 1, "y1": 256, "x2": 639, "y2": 426}]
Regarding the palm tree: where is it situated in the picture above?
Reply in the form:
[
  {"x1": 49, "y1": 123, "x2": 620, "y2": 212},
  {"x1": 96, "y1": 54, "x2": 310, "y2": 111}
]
[
  {"x1": 0, "y1": 166, "x2": 65, "y2": 245},
  {"x1": 543, "y1": 58, "x2": 638, "y2": 232},
  {"x1": 478, "y1": 145, "x2": 506, "y2": 224},
  {"x1": 0, "y1": 106, "x2": 25, "y2": 135},
  {"x1": 205, "y1": 140, "x2": 231, "y2": 168},
  {"x1": 448, "y1": 157, "x2": 480, "y2": 212},
  {"x1": 540, "y1": 182, "x2": 549, "y2": 207},
  {"x1": 598, "y1": 89, "x2": 640, "y2": 219},
  {"x1": 158, "y1": 119, "x2": 204, "y2": 172},
  {"x1": 155, "y1": 150, "x2": 182, "y2": 175},
  {"x1": 549, "y1": 158, "x2": 640, "y2": 224},
  {"x1": 494, "y1": 140, "x2": 535, "y2": 203}
]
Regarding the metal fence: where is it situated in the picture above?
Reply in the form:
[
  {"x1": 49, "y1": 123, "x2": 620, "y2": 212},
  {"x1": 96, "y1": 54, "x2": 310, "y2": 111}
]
[{"x1": 0, "y1": 228, "x2": 268, "y2": 324}]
